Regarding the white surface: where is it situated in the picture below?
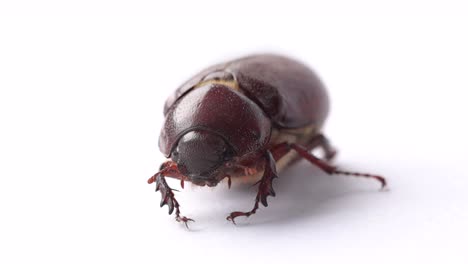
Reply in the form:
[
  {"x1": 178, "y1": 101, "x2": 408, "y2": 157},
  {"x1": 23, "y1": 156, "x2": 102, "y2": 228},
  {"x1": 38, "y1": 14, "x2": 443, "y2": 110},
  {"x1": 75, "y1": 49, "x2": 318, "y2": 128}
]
[{"x1": 1, "y1": 1, "x2": 468, "y2": 263}]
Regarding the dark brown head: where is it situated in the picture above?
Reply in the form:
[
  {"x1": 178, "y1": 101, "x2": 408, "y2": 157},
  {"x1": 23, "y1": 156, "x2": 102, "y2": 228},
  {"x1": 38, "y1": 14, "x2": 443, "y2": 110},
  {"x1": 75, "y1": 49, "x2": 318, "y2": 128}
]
[{"x1": 171, "y1": 130, "x2": 234, "y2": 186}]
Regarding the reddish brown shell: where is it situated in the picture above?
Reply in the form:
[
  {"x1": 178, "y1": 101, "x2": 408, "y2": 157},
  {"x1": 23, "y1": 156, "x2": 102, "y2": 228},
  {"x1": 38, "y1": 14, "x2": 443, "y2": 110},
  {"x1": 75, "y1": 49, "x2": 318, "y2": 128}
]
[
  {"x1": 163, "y1": 54, "x2": 329, "y2": 128},
  {"x1": 163, "y1": 62, "x2": 226, "y2": 116},
  {"x1": 159, "y1": 84, "x2": 272, "y2": 157}
]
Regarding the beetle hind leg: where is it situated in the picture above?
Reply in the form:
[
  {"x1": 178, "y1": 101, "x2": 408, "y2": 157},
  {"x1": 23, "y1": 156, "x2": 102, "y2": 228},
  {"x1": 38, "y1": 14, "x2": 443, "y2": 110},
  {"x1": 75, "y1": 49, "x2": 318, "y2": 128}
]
[
  {"x1": 316, "y1": 135, "x2": 337, "y2": 161},
  {"x1": 290, "y1": 143, "x2": 386, "y2": 189},
  {"x1": 304, "y1": 133, "x2": 337, "y2": 161},
  {"x1": 226, "y1": 151, "x2": 278, "y2": 224},
  {"x1": 270, "y1": 136, "x2": 385, "y2": 189}
]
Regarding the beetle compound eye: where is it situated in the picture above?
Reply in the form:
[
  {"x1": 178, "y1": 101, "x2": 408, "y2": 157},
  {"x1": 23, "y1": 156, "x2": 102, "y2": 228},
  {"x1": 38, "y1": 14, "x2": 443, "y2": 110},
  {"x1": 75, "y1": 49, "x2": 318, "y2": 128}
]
[{"x1": 223, "y1": 148, "x2": 234, "y2": 161}]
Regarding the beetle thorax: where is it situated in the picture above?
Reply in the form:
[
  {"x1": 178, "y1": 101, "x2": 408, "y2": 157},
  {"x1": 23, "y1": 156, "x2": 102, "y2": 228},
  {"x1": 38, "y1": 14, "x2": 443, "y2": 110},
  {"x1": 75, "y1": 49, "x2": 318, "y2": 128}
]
[{"x1": 159, "y1": 84, "x2": 272, "y2": 158}]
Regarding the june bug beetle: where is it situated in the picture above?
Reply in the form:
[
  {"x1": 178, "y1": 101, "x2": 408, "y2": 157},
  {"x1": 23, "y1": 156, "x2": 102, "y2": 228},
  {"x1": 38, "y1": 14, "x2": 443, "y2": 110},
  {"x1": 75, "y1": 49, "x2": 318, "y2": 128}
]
[{"x1": 148, "y1": 54, "x2": 386, "y2": 226}]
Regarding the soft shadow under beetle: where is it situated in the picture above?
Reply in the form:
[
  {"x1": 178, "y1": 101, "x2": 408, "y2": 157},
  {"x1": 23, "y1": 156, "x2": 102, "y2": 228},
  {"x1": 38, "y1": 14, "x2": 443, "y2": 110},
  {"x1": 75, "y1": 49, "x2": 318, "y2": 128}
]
[{"x1": 148, "y1": 54, "x2": 386, "y2": 226}]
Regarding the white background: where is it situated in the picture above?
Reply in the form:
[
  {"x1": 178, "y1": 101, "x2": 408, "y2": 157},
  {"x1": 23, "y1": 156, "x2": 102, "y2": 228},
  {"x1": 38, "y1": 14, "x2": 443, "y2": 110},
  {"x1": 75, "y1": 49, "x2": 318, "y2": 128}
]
[{"x1": 1, "y1": 1, "x2": 467, "y2": 263}]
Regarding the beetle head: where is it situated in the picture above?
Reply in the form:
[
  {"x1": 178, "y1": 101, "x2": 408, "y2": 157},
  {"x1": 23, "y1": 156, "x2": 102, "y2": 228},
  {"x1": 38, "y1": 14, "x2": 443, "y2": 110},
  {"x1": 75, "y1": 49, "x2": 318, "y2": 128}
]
[{"x1": 171, "y1": 130, "x2": 234, "y2": 186}]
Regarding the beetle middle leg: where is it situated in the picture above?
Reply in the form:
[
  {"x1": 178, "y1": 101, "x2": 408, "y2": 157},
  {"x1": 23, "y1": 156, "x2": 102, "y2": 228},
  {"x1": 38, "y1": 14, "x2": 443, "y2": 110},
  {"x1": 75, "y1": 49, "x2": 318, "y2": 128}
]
[
  {"x1": 226, "y1": 135, "x2": 340, "y2": 224},
  {"x1": 148, "y1": 161, "x2": 194, "y2": 227}
]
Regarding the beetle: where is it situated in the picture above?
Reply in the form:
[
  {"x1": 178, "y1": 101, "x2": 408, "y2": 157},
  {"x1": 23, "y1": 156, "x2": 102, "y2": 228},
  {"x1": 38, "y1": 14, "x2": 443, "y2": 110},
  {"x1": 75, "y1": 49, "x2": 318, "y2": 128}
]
[{"x1": 148, "y1": 54, "x2": 386, "y2": 226}]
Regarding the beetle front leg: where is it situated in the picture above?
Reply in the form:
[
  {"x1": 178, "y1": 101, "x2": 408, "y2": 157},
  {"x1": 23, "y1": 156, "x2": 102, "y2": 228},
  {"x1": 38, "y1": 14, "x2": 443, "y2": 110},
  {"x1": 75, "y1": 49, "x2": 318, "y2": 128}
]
[
  {"x1": 154, "y1": 173, "x2": 194, "y2": 226},
  {"x1": 148, "y1": 163, "x2": 194, "y2": 227},
  {"x1": 226, "y1": 151, "x2": 278, "y2": 224}
]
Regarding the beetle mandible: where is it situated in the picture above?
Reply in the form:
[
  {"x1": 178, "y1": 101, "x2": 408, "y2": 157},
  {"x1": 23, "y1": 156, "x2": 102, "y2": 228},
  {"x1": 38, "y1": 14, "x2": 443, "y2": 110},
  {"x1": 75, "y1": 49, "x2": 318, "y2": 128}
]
[{"x1": 148, "y1": 54, "x2": 386, "y2": 226}]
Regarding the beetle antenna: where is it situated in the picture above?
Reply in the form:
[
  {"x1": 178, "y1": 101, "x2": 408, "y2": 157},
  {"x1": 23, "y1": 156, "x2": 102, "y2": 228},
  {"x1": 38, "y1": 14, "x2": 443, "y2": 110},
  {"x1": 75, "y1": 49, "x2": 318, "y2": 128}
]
[{"x1": 148, "y1": 160, "x2": 176, "y2": 184}]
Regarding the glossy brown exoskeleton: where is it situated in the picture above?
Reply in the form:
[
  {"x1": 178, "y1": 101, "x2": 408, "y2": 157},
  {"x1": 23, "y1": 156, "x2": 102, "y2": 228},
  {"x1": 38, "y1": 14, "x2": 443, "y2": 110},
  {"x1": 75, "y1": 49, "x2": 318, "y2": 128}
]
[{"x1": 148, "y1": 54, "x2": 386, "y2": 226}]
